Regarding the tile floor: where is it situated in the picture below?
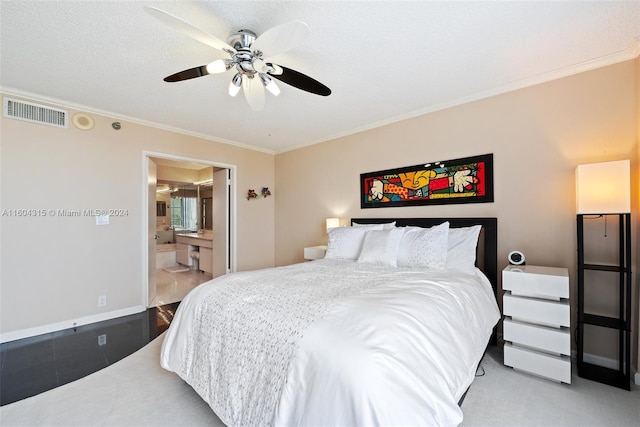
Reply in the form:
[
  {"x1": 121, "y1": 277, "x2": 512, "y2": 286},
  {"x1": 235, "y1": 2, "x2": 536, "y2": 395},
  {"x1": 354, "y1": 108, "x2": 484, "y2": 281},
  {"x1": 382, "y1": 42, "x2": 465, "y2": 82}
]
[
  {"x1": 1, "y1": 267, "x2": 212, "y2": 407},
  {"x1": 149, "y1": 268, "x2": 212, "y2": 307},
  {"x1": 0, "y1": 302, "x2": 180, "y2": 406}
]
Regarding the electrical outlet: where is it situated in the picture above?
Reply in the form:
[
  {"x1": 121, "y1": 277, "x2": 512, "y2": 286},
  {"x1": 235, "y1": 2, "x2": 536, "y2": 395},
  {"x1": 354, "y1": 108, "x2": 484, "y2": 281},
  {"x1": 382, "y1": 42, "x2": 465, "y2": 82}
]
[
  {"x1": 98, "y1": 334, "x2": 107, "y2": 346},
  {"x1": 98, "y1": 295, "x2": 107, "y2": 307}
]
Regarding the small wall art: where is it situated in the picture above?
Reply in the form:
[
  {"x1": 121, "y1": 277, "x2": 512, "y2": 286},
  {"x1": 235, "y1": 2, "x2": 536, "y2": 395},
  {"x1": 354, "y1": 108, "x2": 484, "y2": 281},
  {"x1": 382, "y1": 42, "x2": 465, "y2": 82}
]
[
  {"x1": 247, "y1": 187, "x2": 272, "y2": 200},
  {"x1": 360, "y1": 153, "x2": 493, "y2": 208}
]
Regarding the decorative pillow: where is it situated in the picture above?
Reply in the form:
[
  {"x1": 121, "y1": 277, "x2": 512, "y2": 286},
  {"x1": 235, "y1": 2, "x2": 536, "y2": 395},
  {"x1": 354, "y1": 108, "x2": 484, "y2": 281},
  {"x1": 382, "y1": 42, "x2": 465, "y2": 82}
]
[
  {"x1": 446, "y1": 225, "x2": 482, "y2": 272},
  {"x1": 353, "y1": 221, "x2": 396, "y2": 230},
  {"x1": 325, "y1": 225, "x2": 383, "y2": 260},
  {"x1": 357, "y1": 228, "x2": 406, "y2": 266},
  {"x1": 397, "y1": 221, "x2": 450, "y2": 269}
]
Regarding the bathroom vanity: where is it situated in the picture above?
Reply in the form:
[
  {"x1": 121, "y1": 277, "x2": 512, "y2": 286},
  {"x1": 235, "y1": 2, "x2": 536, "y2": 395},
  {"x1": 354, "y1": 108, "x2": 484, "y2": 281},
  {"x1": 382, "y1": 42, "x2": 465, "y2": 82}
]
[{"x1": 176, "y1": 233, "x2": 213, "y2": 274}]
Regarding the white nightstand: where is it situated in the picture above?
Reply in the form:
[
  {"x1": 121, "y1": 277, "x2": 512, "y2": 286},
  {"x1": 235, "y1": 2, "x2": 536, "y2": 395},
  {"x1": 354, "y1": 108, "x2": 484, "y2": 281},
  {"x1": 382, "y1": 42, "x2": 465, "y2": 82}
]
[
  {"x1": 303, "y1": 245, "x2": 327, "y2": 260},
  {"x1": 502, "y1": 265, "x2": 571, "y2": 384}
]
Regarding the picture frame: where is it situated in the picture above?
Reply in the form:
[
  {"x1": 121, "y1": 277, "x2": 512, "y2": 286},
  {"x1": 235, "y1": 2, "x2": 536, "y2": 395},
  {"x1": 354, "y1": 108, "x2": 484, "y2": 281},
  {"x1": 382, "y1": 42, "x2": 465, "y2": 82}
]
[{"x1": 360, "y1": 153, "x2": 494, "y2": 209}]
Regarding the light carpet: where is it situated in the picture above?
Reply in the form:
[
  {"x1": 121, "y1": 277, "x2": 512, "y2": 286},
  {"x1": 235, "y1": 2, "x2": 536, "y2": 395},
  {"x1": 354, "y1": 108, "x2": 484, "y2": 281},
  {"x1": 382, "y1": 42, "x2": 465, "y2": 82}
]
[
  {"x1": 461, "y1": 348, "x2": 639, "y2": 426},
  {"x1": 1, "y1": 335, "x2": 638, "y2": 426}
]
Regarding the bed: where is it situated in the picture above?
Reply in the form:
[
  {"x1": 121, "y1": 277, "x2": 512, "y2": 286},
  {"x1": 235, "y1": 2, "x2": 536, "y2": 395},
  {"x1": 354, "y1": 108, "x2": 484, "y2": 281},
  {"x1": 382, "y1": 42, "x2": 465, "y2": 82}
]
[{"x1": 161, "y1": 217, "x2": 500, "y2": 426}]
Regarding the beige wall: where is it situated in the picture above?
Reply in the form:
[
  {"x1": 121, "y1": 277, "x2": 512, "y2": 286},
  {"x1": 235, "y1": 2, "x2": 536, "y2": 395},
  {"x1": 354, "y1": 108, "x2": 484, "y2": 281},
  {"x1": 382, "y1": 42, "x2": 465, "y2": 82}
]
[
  {"x1": 0, "y1": 103, "x2": 275, "y2": 337},
  {"x1": 275, "y1": 59, "x2": 639, "y2": 368}
]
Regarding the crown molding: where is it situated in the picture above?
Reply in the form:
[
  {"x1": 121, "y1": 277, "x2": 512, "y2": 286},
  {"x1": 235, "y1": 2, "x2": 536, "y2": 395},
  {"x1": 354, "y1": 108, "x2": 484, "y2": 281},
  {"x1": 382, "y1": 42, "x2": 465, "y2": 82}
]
[
  {"x1": 279, "y1": 38, "x2": 640, "y2": 154},
  {"x1": 5, "y1": 37, "x2": 639, "y2": 157},
  {"x1": 0, "y1": 86, "x2": 276, "y2": 155}
]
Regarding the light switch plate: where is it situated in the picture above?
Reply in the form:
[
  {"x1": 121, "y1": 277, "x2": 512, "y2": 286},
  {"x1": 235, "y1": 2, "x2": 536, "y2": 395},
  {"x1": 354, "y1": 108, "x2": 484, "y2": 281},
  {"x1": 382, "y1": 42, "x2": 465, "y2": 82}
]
[{"x1": 96, "y1": 214, "x2": 109, "y2": 225}]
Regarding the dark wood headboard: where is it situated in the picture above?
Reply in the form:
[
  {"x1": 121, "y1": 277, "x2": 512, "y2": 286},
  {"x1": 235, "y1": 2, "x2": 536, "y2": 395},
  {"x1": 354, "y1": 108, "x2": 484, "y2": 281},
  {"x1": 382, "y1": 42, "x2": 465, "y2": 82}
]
[{"x1": 350, "y1": 217, "x2": 498, "y2": 344}]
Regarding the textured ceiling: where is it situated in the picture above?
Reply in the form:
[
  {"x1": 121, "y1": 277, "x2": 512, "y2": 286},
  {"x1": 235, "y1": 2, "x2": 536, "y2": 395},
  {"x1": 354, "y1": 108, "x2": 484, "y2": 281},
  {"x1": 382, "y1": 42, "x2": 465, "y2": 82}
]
[{"x1": 1, "y1": 1, "x2": 638, "y2": 153}]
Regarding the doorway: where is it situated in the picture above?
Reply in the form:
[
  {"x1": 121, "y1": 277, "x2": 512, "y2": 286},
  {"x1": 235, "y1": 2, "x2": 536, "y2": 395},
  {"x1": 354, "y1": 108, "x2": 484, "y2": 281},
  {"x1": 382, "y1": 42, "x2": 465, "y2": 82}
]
[{"x1": 142, "y1": 151, "x2": 236, "y2": 308}]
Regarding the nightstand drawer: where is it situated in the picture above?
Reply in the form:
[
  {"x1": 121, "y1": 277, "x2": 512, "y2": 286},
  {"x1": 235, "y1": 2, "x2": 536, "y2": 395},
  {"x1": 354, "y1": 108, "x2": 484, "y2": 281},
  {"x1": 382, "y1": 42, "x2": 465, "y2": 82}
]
[
  {"x1": 503, "y1": 265, "x2": 569, "y2": 300},
  {"x1": 503, "y1": 292, "x2": 569, "y2": 327},
  {"x1": 504, "y1": 343, "x2": 571, "y2": 384},
  {"x1": 503, "y1": 318, "x2": 570, "y2": 355}
]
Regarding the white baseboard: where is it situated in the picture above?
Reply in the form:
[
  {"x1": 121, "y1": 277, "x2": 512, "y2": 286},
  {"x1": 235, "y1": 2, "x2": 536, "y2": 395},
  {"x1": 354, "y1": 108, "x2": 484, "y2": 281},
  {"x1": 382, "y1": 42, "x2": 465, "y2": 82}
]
[
  {"x1": 581, "y1": 352, "x2": 619, "y2": 370},
  {"x1": 571, "y1": 350, "x2": 639, "y2": 385},
  {"x1": 0, "y1": 305, "x2": 146, "y2": 344}
]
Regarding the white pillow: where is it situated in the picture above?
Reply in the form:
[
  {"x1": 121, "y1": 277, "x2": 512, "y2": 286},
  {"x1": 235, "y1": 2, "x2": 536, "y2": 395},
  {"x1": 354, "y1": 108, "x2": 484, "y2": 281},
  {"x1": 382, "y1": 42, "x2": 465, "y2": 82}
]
[
  {"x1": 357, "y1": 228, "x2": 406, "y2": 266},
  {"x1": 353, "y1": 221, "x2": 396, "y2": 230},
  {"x1": 397, "y1": 221, "x2": 450, "y2": 269},
  {"x1": 446, "y1": 225, "x2": 482, "y2": 272},
  {"x1": 325, "y1": 225, "x2": 383, "y2": 260}
]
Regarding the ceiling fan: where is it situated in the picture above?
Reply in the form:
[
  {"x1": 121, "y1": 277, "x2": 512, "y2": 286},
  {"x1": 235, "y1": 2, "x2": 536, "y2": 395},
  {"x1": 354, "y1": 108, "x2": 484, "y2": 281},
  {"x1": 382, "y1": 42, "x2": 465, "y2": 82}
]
[{"x1": 144, "y1": 6, "x2": 331, "y2": 111}]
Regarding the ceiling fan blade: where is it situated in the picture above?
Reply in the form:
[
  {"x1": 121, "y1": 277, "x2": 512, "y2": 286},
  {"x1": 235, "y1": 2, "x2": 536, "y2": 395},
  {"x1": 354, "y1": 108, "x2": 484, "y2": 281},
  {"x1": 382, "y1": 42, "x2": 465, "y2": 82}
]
[
  {"x1": 252, "y1": 21, "x2": 310, "y2": 57},
  {"x1": 164, "y1": 65, "x2": 209, "y2": 82},
  {"x1": 268, "y1": 65, "x2": 331, "y2": 96},
  {"x1": 242, "y1": 76, "x2": 265, "y2": 111},
  {"x1": 144, "y1": 6, "x2": 235, "y2": 53}
]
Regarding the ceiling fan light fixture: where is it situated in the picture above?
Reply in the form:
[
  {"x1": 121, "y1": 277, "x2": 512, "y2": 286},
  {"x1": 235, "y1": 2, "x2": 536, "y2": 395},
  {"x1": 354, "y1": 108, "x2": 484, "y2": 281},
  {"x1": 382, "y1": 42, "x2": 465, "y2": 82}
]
[
  {"x1": 260, "y1": 73, "x2": 280, "y2": 96},
  {"x1": 206, "y1": 59, "x2": 231, "y2": 74},
  {"x1": 229, "y1": 73, "x2": 242, "y2": 96},
  {"x1": 267, "y1": 63, "x2": 283, "y2": 75},
  {"x1": 147, "y1": 7, "x2": 332, "y2": 108},
  {"x1": 252, "y1": 58, "x2": 269, "y2": 74}
]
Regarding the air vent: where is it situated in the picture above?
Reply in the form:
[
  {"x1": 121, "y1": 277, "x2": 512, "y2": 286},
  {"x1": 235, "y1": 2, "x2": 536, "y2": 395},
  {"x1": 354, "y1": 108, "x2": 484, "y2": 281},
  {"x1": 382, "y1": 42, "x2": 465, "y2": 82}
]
[{"x1": 3, "y1": 97, "x2": 68, "y2": 128}]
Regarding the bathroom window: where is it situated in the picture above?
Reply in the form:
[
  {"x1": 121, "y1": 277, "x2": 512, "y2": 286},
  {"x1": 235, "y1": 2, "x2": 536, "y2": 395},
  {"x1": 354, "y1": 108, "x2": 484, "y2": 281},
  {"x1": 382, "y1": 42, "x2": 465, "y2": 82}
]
[{"x1": 170, "y1": 196, "x2": 197, "y2": 231}]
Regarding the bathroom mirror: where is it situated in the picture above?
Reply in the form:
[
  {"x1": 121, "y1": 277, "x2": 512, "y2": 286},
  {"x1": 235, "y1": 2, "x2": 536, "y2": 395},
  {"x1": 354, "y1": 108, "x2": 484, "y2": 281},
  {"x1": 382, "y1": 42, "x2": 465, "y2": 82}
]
[{"x1": 157, "y1": 180, "x2": 213, "y2": 232}]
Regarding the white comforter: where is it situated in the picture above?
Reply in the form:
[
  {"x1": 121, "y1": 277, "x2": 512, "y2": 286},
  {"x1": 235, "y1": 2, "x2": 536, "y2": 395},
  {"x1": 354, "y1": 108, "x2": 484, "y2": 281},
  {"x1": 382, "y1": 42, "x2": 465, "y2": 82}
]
[{"x1": 161, "y1": 259, "x2": 500, "y2": 427}]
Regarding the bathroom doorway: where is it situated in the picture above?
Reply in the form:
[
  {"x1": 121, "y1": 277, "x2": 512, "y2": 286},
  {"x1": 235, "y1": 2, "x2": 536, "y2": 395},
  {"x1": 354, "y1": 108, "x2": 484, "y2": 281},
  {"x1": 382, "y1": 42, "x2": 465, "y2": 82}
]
[{"x1": 142, "y1": 152, "x2": 236, "y2": 308}]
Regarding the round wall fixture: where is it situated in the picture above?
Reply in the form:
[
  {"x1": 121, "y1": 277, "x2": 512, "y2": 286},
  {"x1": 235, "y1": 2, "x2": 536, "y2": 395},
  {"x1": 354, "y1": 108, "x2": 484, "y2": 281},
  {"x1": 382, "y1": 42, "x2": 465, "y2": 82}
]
[
  {"x1": 72, "y1": 113, "x2": 94, "y2": 130},
  {"x1": 508, "y1": 250, "x2": 526, "y2": 265}
]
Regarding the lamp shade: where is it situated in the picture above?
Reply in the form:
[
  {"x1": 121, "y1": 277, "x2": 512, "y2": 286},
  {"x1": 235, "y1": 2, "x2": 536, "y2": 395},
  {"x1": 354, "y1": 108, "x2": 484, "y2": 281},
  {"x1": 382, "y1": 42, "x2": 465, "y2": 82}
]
[
  {"x1": 576, "y1": 160, "x2": 630, "y2": 214},
  {"x1": 326, "y1": 218, "x2": 340, "y2": 231}
]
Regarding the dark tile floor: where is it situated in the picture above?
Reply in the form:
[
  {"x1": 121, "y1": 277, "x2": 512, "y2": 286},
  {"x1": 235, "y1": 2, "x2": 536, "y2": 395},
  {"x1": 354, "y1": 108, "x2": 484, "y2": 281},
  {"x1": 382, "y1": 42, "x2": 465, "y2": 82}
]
[{"x1": 0, "y1": 302, "x2": 180, "y2": 406}]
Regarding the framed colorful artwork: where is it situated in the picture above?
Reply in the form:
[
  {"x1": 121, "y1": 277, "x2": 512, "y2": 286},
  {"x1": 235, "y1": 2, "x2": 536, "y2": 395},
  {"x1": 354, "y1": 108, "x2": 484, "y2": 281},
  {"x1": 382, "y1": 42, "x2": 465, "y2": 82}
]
[{"x1": 360, "y1": 153, "x2": 494, "y2": 208}]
